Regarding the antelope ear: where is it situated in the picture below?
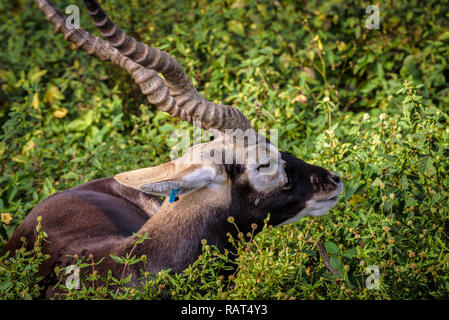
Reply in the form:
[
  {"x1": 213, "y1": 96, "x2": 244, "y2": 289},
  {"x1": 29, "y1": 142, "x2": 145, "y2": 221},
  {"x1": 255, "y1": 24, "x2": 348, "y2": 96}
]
[
  {"x1": 139, "y1": 180, "x2": 182, "y2": 197},
  {"x1": 114, "y1": 163, "x2": 219, "y2": 197},
  {"x1": 114, "y1": 162, "x2": 175, "y2": 192},
  {"x1": 141, "y1": 166, "x2": 218, "y2": 196}
]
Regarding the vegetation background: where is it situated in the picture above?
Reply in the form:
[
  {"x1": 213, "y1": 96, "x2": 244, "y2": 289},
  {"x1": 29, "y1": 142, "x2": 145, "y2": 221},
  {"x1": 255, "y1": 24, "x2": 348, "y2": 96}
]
[{"x1": 0, "y1": 0, "x2": 448, "y2": 299}]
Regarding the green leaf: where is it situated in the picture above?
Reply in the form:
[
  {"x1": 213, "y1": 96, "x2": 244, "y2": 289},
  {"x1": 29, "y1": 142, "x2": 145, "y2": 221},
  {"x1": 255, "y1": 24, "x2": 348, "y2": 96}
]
[
  {"x1": 61, "y1": 172, "x2": 78, "y2": 180},
  {"x1": 372, "y1": 177, "x2": 383, "y2": 187},
  {"x1": 329, "y1": 254, "x2": 343, "y2": 272},
  {"x1": 228, "y1": 20, "x2": 245, "y2": 36},
  {"x1": 8, "y1": 185, "x2": 18, "y2": 203},
  {"x1": 342, "y1": 248, "x2": 357, "y2": 259},
  {"x1": 66, "y1": 119, "x2": 87, "y2": 132},
  {"x1": 122, "y1": 273, "x2": 133, "y2": 284},
  {"x1": 27, "y1": 67, "x2": 47, "y2": 84},
  {"x1": 0, "y1": 280, "x2": 13, "y2": 291},
  {"x1": 109, "y1": 254, "x2": 125, "y2": 264},
  {"x1": 344, "y1": 181, "x2": 359, "y2": 201},
  {"x1": 383, "y1": 199, "x2": 393, "y2": 211},
  {"x1": 301, "y1": 249, "x2": 317, "y2": 256},
  {"x1": 324, "y1": 242, "x2": 339, "y2": 255}
]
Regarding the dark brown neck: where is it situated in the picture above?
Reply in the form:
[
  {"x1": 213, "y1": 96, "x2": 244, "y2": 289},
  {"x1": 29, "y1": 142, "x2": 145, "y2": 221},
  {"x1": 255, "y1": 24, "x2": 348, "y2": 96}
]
[{"x1": 125, "y1": 187, "x2": 238, "y2": 274}]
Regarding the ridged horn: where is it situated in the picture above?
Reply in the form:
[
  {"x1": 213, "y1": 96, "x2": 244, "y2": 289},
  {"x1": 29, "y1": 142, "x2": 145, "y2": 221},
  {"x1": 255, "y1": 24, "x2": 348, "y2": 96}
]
[
  {"x1": 35, "y1": 0, "x2": 197, "y2": 123},
  {"x1": 82, "y1": 0, "x2": 252, "y2": 132}
]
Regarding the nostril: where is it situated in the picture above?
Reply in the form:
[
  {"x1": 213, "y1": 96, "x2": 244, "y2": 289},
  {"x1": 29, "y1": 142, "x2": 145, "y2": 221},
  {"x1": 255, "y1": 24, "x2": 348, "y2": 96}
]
[{"x1": 331, "y1": 173, "x2": 341, "y2": 184}]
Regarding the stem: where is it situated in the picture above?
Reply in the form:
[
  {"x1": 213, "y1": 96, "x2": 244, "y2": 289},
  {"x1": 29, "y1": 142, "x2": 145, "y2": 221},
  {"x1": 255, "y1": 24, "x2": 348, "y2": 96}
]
[
  {"x1": 317, "y1": 242, "x2": 340, "y2": 275},
  {"x1": 114, "y1": 242, "x2": 138, "y2": 296}
]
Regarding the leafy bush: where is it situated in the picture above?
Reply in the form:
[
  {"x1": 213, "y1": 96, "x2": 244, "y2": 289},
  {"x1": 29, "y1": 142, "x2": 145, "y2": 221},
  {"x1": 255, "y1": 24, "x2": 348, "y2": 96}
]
[
  {"x1": 0, "y1": 217, "x2": 49, "y2": 299},
  {"x1": 0, "y1": 0, "x2": 448, "y2": 299}
]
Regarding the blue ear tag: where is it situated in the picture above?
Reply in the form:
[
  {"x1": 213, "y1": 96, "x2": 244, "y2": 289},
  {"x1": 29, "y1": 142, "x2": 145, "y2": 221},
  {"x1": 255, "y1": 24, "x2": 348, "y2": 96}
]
[{"x1": 168, "y1": 188, "x2": 179, "y2": 203}]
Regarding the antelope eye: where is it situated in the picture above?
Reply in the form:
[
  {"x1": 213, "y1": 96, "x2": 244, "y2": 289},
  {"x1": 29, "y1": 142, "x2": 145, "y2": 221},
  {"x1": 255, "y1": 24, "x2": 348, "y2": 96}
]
[{"x1": 257, "y1": 162, "x2": 271, "y2": 171}]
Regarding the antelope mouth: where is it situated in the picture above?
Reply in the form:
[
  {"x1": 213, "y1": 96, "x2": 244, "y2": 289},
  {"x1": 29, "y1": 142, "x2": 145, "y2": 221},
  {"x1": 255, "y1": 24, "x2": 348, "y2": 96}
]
[
  {"x1": 276, "y1": 180, "x2": 343, "y2": 226},
  {"x1": 317, "y1": 180, "x2": 343, "y2": 203},
  {"x1": 319, "y1": 194, "x2": 339, "y2": 203}
]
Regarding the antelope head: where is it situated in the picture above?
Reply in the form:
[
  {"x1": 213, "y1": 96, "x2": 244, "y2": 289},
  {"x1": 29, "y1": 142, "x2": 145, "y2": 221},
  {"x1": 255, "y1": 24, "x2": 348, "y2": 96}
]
[
  {"x1": 113, "y1": 124, "x2": 342, "y2": 231},
  {"x1": 17, "y1": 1, "x2": 346, "y2": 282}
]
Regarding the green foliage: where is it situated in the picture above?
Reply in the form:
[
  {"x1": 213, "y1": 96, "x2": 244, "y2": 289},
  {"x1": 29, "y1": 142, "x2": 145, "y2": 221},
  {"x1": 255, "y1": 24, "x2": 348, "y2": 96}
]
[
  {"x1": 52, "y1": 236, "x2": 237, "y2": 300},
  {"x1": 0, "y1": 217, "x2": 49, "y2": 299},
  {"x1": 1, "y1": 0, "x2": 449, "y2": 299}
]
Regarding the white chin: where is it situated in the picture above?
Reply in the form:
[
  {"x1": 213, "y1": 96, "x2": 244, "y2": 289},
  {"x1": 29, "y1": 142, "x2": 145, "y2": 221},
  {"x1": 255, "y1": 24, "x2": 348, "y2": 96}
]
[{"x1": 277, "y1": 198, "x2": 338, "y2": 227}]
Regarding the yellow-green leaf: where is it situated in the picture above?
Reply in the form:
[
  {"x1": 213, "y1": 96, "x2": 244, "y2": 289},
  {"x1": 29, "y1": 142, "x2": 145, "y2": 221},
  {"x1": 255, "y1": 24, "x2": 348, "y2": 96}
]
[
  {"x1": 32, "y1": 93, "x2": 39, "y2": 110},
  {"x1": 53, "y1": 108, "x2": 68, "y2": 118},
  {"x1": 228, "y1": 20, "x2": 245, "y2": 36},
  {"x1": 44, "y1": 85, "x2": 64, "y2": 105},
  {"x1": 22, "y1": 140, "x2": 36, "y2": 154},
  {"x1": 27, "y1": 67, "x2": 47, "y2": 84}
]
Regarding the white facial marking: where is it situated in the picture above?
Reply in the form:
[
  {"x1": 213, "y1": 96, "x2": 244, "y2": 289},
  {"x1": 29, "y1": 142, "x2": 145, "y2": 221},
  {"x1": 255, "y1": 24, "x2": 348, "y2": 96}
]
[
  {"x1": 277, "y1": 181, "x2": 343, "y2": 226},
  {"x1": 246, "y1": 143, "x2": 288, "y2": 193}
]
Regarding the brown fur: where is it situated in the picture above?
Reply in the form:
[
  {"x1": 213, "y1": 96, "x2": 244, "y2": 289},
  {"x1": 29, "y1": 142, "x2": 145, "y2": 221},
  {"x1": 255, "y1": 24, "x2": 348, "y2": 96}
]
[{"x1": 1, "y1": 151, "x2": 341, "y2": 298}]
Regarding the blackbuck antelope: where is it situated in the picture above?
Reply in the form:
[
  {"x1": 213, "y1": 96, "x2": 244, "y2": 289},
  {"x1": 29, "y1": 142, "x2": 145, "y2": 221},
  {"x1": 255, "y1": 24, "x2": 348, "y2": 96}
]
[{"x1": 1, "y1": 0, "x2": 343, "y2": 297}]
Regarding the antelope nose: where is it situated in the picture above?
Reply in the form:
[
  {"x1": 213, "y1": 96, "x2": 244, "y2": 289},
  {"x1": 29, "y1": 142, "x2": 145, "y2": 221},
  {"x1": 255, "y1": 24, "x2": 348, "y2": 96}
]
[{"x1": 330, "y1": 172, "x2": 341, "y2": 184}]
